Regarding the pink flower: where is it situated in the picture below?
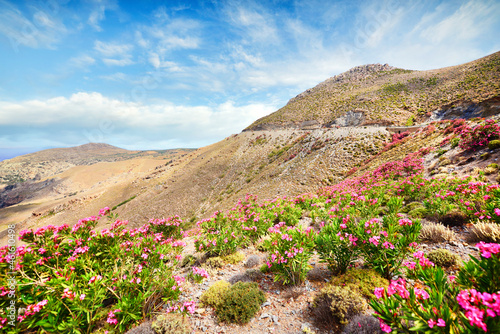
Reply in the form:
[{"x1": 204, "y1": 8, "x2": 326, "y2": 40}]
[
  {"x1": 428, "y1": 319, "x2": 436, "y2": 328},
  {"x1": 494, "y1": 208, "x2": 500, "y2": 216},
  {"x1": 404, "y1": 261, "x2": 416, "y2": 270},
  {"x1": 414, "y1": 288, "x2": 429, "y2": 300},
  {"x1": 437, "y1": 318, "x2": 445, "y2": 327},
  {"x1": 79, "y1": 294, "x2": 86, "y2": 300},
  {"x1": 379, "y1": 320, "x2": 391, "y2": 333},
  {"x1": 374, "y1": 287, "x2": 385, "y2": 299},
  {"x1": 382, "y1": 241, "x2": 395, "y2": 249},
  {"x1": 99, "y1": 207, "x2": 111, "y2": 216}
]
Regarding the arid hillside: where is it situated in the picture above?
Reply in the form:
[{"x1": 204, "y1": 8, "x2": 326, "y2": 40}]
[
  {"x1": 246, "y1": 51, "x2": 500, "y2": 130},
  {"x1": 1, "y1": 52, "x2": 500, "y2": 243}
]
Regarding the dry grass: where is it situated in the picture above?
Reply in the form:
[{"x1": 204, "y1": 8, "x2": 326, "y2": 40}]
[
  {"x1": 466, "y1": 222, "x2": 500, "y2": 243},
  {"x1": 419, "y1": 222, "x2": 457, "y2": 243}
]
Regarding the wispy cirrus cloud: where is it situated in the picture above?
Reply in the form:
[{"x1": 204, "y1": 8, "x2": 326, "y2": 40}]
[
  {"x1": 94, "y1": 40, "x2": 134, "y2": 66},
  {"x1": 69, "y1": 55, "x2": 96, "y2": 69},
  {"x1": 0, "y1": 0, "x2": 68, "y2": 50},
  {"x1": 87, "y1": 0, "x2": 118, "y2": 31}
]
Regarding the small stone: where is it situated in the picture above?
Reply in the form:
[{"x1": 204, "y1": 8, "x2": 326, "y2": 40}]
[
  {"x1": 195, "y1": 308, "x2": 205, "y2": 314},
  {"x1": 301, "y1": 323, "x2": 313, "y2": 332},
  {"x1": 262, "y1": 301, "x2": 271, "y2": 307},
  {"x1": 272, "y1": 315, "x2": 279, "y2": 323},
  {"x1": 260, "y1": 313, "x2": 270, "y2": 319}
]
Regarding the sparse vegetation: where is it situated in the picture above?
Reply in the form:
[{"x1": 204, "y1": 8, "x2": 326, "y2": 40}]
[{"x1": 215, "y1": 282, "x2": 266, "y2": 324}]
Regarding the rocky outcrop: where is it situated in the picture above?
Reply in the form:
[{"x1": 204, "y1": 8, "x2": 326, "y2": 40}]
[
  {"x1": 430, "y1": 96, "x2": 500, "y2": 121},
  {"x1": 327, "y1": 110, "x2": 366, "y2": 127},
  {"x1": 0, "y1": 179, "x2": 58, "y2": 208}
]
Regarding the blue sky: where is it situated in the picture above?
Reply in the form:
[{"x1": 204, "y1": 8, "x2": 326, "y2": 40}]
[{"x1": 0, "y1": 0, "x2": 499, "y2": 160}]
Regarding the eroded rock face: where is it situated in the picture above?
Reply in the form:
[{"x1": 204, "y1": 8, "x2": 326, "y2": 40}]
[
  {"x1": 430, "y1": 96, "x2": 500, "y2": 121},
  {"x1": 328, "y1": 110, "x2": 366, "y2": 127},
  {"x1": 0, "y1": 179, "x2": 58, "y2": 209}
]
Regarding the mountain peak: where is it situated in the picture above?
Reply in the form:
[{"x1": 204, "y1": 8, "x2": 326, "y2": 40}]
[{"x1": 75, "y1": 143, "x2": 123, "y2": 151}]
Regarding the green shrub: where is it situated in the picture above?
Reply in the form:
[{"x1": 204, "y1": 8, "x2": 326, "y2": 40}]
[
  {"x1": 180, "y1": 254, "x2": 197, "y2": 267},
  {"x1": 481, "y1": 152, "x2": 491, "y2": 160},
  {"x1": 408, "y1": 206, "x2": 427, "y2": 218},
  {"x1": 426, "y1": 249, "x2": 461, "y2": 268},
  {"x1": 488, "y1": 139, "x2": 500, "y2": 150},
  {"x1": 316, "y1": 219, "x2": 360, "y2": 275},
  {"x1": 450, "y1": 137, "x2": 460, "y2": 148},
  {"x1": 215, "y1": 282, "x2": 266, "y2": 324},
  {"x1": 151, "y1": 313, "x2": 191, "y2": 334},
  {"x1": 222, "y1": 251, "x2": 245, "y2": 264},
  {"x1": 200, "y1": 280, "x2": 231, "y2": 307},
  {"x1": 312, "y1": 286, "x2": 367, "y2": 331},
  {"x1": 205, "y1": 256, "x2": 225, "y2": 268},
  {"x1": 260, "y1": 263, "x2": 270, "y2": 273},
  {"x1": 328, "y1": 269, "x2": 388, "y2": 300}
]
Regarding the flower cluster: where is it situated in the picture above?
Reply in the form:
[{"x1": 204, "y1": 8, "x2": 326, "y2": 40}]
[
  {"x1": 457, "y1": 289, "x2": 500, "y2": 331},
  {"x1": 0, "y1": 208, "x2": 186, "y2": 333}
]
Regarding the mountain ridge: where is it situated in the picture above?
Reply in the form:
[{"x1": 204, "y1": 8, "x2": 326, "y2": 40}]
[{"x1": 245, "y1": 51, "x2": 500, "y2": 131}]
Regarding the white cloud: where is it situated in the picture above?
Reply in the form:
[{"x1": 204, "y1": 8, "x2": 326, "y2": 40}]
[
  {"x1": 87, "y1": 0, "x2": 118, "y2": 31},
  {"x1": 94, "y1": 40, "x2": 134, "y2": 57},
  {"x1": 0, "y1": 0, "x2": 67, "y2": 50},
  {"x1": 0, "y1": 92, "x2": 277, "y2": 148},
  {"x1": 102, "y1": 58, "x2": 134, "y2": 66},
  {"x1": 227, "y1": 5, "x2": 279, "y2": 45},
  {"x1": 69, "y1": 55, "x2": 96, "y2": 68},
  {"x1": 94, "y1": 40, "x2": 134, "y2": 66},
  {"x1": 99, "y1": 72, "x2": 128, "y2": 81},
  {"x1": 419, "y1": 1, "x2": 500, "y2": 44}
]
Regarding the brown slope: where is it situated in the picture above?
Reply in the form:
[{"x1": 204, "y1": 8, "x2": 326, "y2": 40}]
[{"x1": 15, "y1": 127, "x2": 389, "y2": 233}]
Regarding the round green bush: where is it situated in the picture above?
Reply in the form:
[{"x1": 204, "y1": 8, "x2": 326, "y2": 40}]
[
  {"x1": 215, "y1": 282, "x2": 266, "y2": 324},
  {"x1": 222, "y1": 251, "x2": 245, "y2": 264},
  {"x1": 488, "y1": 139, "x2": 500, "y2": 150},
  {"x1": 151, "y1": 313, "x2": 191, "y2": 334},
  {"x1": 205, "y1": 256, "x2": 225, "y2": 268},
  {"x1": 328, "y1": 269, "x2": 388, "y2": 300},
  {"x1": 408, "y1": 206, "x2": 427, "y2": 219},
  {"x1": 426, "y1": 248, "x2": 461, "y2": 268},
  {"x1": 200, "y1": 280, "x2": 231, "y2": 307},
  {"x1": 313, "y1": 286, "x2": 367, "y2": 331}
]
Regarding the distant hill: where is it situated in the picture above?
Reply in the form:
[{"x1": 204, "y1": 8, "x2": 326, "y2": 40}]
[
  {"x1": 246, "y1": 51, "x2": 500, "y2": 130},
  {"x1": 0, "y1": 143, "x2": 191, "y2": 185}
]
